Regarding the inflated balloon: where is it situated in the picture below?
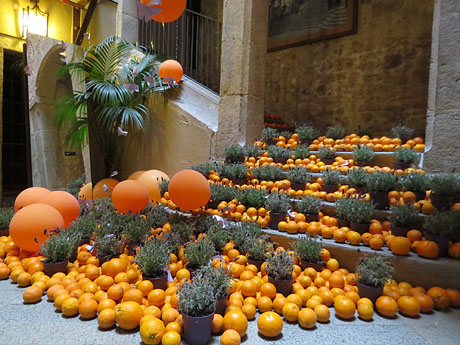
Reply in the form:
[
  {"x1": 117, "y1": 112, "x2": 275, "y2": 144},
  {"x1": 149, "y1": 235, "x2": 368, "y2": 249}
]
[
  {"x1": 159, "y1": 60, "x2": 183, "y2": 83},
  {"x1": 92, "y1": 178, "x2": 119, "y2": 199},
  {"x1": 14, "y1": 187, "x2": 51, "y2": 212},
  {"x1": 137, "y1": 172, "x2": 162, "y2": 205},
  {"x1": 9, "y1": 203, "x2": 64, "y2": 252},
  {"x1": 140, "y1": 169, "x2": 170, "y2": 184},
  {"x1": 149, "y1": 0, "x2": 186, "y2": 23},
  {"x1": 39, "y1": 191, "x2": 81, "y2": 228},
  {"x1": 168, "y1": 170, "x2": 210, "y2": 211},
  {"x1": 112, "y1": 180, "x2": 149, "y2": 214},
  {"x1": 128, "y1": 171, "x2": 145, "y2": 180},
  {"x1": 79, "y1": 183, "x2": 93, "y2": 200}
]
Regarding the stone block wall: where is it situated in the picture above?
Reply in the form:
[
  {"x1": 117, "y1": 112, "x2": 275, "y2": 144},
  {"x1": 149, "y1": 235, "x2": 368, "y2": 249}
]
[{"x1": 265, "y1": 0, "x2": 434, "y2": 137}]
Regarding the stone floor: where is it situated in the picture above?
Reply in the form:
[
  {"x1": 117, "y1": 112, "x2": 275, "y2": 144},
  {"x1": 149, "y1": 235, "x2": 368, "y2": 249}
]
[{"x1": 1, "y1": 279, "x2": 459, "y2": 345}]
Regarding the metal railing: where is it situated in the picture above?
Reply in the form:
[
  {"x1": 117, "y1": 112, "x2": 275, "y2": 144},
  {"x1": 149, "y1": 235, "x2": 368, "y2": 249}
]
[{"x1": 139, "y1": 9, "x2": 222, "y2": 94}]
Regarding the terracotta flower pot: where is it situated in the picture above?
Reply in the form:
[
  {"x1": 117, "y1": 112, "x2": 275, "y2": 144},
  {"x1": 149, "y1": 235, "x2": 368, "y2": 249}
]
[
  {"x1": 143, "y1": 272, "x2": 168, "y2": 290},
  {"x1": 265, "y1": 138, "x2": 276, "y2": 146},
  {"x1": 126, "y1": 242, "x2": 141, "y2": 256},
  {"x1": 182, "y1": 312, "x2": 214, "y2": 345},
  {"x1": 357, "y1": 282, "x2": 383, "y2": 303},
  {"x1": 355, "y1": 160, "x2": 372, "y2": 167},
  {"x1": 305, "y1": 213, "x2": 319, "y2": 222},
  {"x1": 430, "y1": 193, "x2": 453, "y2": 211},
  {"x1": 268, "y1": 275, "x2": 292, "y2": 297},
  {"x1": 291, "y1": 182, "x2": 306, "y2": 191},
  {"x1": 300, "y1": 261, "x2": 324, "y2": 271},
  {"x1": 322, "y1": 158, "x2": 335, "y2": 165},
  {"x1": 43, "y1": 260, "x2": 68, "y2": 277},
  {"x1": 392, "y1": 161, "x2": 411, "y2": 170},
  {"x1": 350, "y1": 221, "x2": 370, "y2": 235},
  {"x1": 337, "y1": 217, "x2": 350, "y2": 228},
  {"x1": 215, "y1": 295, "x2": 227, "y2": 316},
  {"x1": 354, "y1": 187, "x2": 367, "y2": 195},
  {"x1": 322, "y1": 184, "x2": 338, "y2": 194},
  {"x1": 247, "y1": 258, "x2": 264, "y2": 271},
  {"x1": 390, "y1": 224, "x2": 410, "y2": 237},
  {"x1": 370, "y1": 191, "x2": 389, "y2": 209},
  {"x1": 269, "y1": 212, "x2": 287, "y2": 230}
]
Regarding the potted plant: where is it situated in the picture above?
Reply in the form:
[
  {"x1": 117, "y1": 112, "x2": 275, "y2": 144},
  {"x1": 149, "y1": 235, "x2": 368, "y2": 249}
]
[
  {"x1": 429, "y1": 174, "x2": 460, "y2": 211},
  {"x1": 388, "y1": 204, "x2": 421, "y2": 237},
  {"x1": 391, "y1": 125, "x2": 415, "y2": 144},
  {"x1": 423, "y1": 211, "x2": 459, "y2": 256},
  {"x1": 262, "y1": 127, "x2": 279, "y2": 146},
  {"x1": 352, "y1": 145, "x2": 375, "y2": 167},
  {"x1": 184, "y1": 237, "x2": 216, "y2": 273},
  {"x1": 265, "y1": 193, "x2": 291, "y2": 230},
  {"x1": 121, "y1": 215, "x2": 151, "y2": 255},
  {"x1": 267, "y1": 145, "x2": 292, "y2": 164},
  {"x1": 265, "y1": 250, "x2": 294, "y2": 296},
  {"x1": 206, "y1": 223, "x2": 230, "y2": 252},
  {"x1": 251, "y1": 165, "x2": 285, "y2": 182},
  {"x1": 178, "y1": 277, "x2": 217, "y2": 345},
  {"x1": 346, "y1": 168, "x2": 368, "y2": 194},
  {"x1": 164, "y1": 221, "x2": 194, "y2": 254},
  {"x1": 224, "y1": 144, "x2": 245, "y2": 163},
  {"x1": 356, "y1": 256, "x2": 393, "y2": 302},
  {"x1": 296, "y1": 196, "x2": 322, "y2": 222},
  {"x1": 238, "y1": 188, "x2": 268, "y2": 209},
  {"x1": 207, "y1": 185, "x2": 238, "y2": 209},
  {"x1": 318, "y1": 147, "x2": 337, "y2": 165},
  {"x1": 398, "y1": 172, "x2": 429, "y2": 201},
  {"x1": 135, "y1": 237, "x2": 171, "y2": 290},
  {"x1": 145, "y1": 204, "x2": 169, "y2": 229},
  {"x1": 321, "y1": 169, "x2": 342, "y2": 193},
  {"x1": 244, "y1": 144, "x2": 261, "y2": 159},
  {"x1": 286, "y1": 167, "x2": 311, "y2": 191},
  {"x1": 296, "y1": 126, "x2": 319, "y2": 146},
  {"x1": 191, "y1": 161, "x2": 217, "y2": 179},
  {"x1": 365, "y1": 171, "x2": 398, "y2": 209},
  {"x1": 221, "y1": 163, "x2": 248, "y2": 186},
  {"x1": 294, "y1": 145, "x2": 310, "y2": 160},
  {"x1": 393, "y1": 148, "x2": 419, "y2": 170},
  {"x1": 335, "y1": 198, "x2": 354, "y2": 228},
  {"x1": 196, "y1": 265, "x2": 233, "y2": 316},
  {"x1": 159, "y1": 179, "x2": 169, "y2": 197},
  {"x1": 242, "y1": 234, "x2": 272, "y2": 270},
  {"x1": 229, "y1": 222, "x2": 263, "y2": 252},
  {"x1": 41, "y1": 231, "x2": 80, "y2": 276},
  {"x1": 326, "y1": 126, "x2": 345, "y2": 140},
  {"x1": 292, "y1": 236, "x2": 324, "y2": 271},
  {"x1": 348, "y1": 199, "x2": 375, "y2": 234},
  {"x1": 0, "y1": 208, "x2": 14, "y2": 236},
  {"x1": 94, "y1": 234, "x2": 124, "y2": 264}
]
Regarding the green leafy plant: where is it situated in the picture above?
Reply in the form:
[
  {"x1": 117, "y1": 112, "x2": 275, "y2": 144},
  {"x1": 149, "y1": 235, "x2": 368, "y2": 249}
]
[
  {"x1": 67, "y1": 214, "x2": 98, "y2": 238},
  {"x1": 89, "y1": 198, "x2": 116, "y2": 222},
  {"x1": 296, "y1": 126, "x2": 319, "y2": 143},
  {"x1": 318, "y1": 147, "x2": 336, "y2": 160},
  {"x1": 296, "y1": 196, "x2": 322, "y2": 215},
  {"x1": 366, "y1": 171, "x2": 398, "y2": 193},
  {"x1": 191, "y1": 161, "x2": 218, "y2": 178},
  {"x1": 279, "y1": 131, "x2": 293, "y2": 140},
  {"x1": 41, "y1": 232, "x2": 81, "y2": 263},
  {"x1": 352, "y1": 145, "x2": 375, "y2": 163},
  {"x1": 251, "y1": 166, "x2": 285, "y2": 181},
  {"x1": 206, "y1": 223, "x2": 230, "y2": 252},
  {"x1": 178, "y1": 278, "x2": 216, "y2": 317},
  {"x1": 398, "y1": 172, "x2": 430, "y2": 194},
  {"x1": 265, "y1": 250, "x2": 294, "y2": 280},
  {"x1": 184, "y1": 238, "x2": 216, "y2": 270},
  {"x1": 194, "y1": 214, "x2": 221, "y2": 235},
  {"x1": 267, "y1": 145, "x2": 292, "y2": 162},
  {"x1": 326, "y1": 126, "x2": 345, "y2": 140},
  {"x1": 264, "y1": 193, "x2": 291, "y2": 214},
  {"x1": 335, "y1": 198, "x2": 355, "y2": 220},
  {"x1": 321, "y1": 169, "x2": 342, "y2": 186},
  {"x1": 159, "y1": 180, "x2": 169, "y2": 195},
  {"x1": 122, "y1": 215, "x2": 151, "y2": 243},
  {"x1": 208, "y1": 185, "x2": 239, "y2": 208},
  {"x1": 262, "y1": 127, "x2": 279, "y2": 141},
  {"x1": 65, "y1": 173, "x2": 86, "y2": 198},
  {"x1": 242, "y1": 235, "x2": 272, "y2": 261},
  {"x1": 292, "y1": 236, "x2": 323, "y2": 263},
  {"x1": 394, "y1": 148, "x2": 418, "y2": 164},
  {"x1": 135, "y1": 237, "x2": 171, "y2": 278},
  {"x1": 238, "y1": 188, "x2": 268, "y2": 209},
  {"x1": 229, "y1": 222, "x2": 263, "y2": 250},
  {"x1": 389, "y1": 204, "x2": 421, "y2": 228},
  {"x1": 169, "y1": 222, "x2": 194, "y2": 243},
  {"x1": 95, "y1": 234, "x2": 124, "y2": 258},
  {"x1": 286, "y1": 167, "x2": 311, "y2": 185},
  {"x1": 423, "y1": 211, "x2": 460, "y2": 236},
  {"x1": 391, "y1": 125, "x2": 415, "y2": 144},
  {"x1": 225, "y1": 144, "x2": 245, "y2": 162},
  {"x1": 430, "y1": 174, "x2": 460, "y2": 196},
  {"x1": 244, "y1": 145, "x2": 261, "y2": 158},
  {"x1": 0, "y1": 208, "x2": 15, "y2": 229},
  {"x1": 145, "y1": 204, "x2": 169, "y2": 229},
  {"x1": 294, "y1": 145, "x2": 310, "y2": 159},
  {"x1": 348, "y1": 199, "x2": 375, "y2": 224},
  {"x1": 346, "y1": 168, "x2": 368, "y2": 189},
  {"x1": 356, "y1": 256, "x2": 393, "y2": 287},
  {"x1": 221, "y1": 163, "x2": 248, "y2": 180},
  {"x1": 196, "y1": 265, "x2": 233, "y2": 300}
]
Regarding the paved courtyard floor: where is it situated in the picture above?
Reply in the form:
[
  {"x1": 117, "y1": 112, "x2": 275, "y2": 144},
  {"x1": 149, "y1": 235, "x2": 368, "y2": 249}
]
[{"x1": 1, "y1": 279, "x2": 459, "y2": 345}]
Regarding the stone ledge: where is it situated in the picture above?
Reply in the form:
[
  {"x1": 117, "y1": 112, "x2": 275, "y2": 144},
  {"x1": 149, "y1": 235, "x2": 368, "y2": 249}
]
[{"x1": 262, "y1": 229, "x2": 460, "y2": 290}]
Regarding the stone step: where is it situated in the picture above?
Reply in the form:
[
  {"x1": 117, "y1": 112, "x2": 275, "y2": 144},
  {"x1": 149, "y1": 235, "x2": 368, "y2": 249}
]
[{"x1": 262, "y1": 229, "x2": 460, "y2": 291}]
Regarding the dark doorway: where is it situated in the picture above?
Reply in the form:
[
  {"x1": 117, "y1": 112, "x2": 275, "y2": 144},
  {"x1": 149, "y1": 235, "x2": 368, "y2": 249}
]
[
  {"x1": 187, "y1": 0, "x2": 201, "y2": 12},
  {"x1": 2, "y1": 49, "x2": 31, "y2": 204}
]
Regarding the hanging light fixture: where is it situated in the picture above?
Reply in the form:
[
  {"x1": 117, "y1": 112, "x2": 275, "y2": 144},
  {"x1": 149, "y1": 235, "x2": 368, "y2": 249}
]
[{"x1": 19, "y1": 0, "x2": 49, "y2": 38}]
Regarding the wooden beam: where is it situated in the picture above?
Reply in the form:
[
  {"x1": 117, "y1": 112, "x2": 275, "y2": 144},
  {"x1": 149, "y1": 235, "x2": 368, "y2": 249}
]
[
  {"x1": 74, "y1": 0, "x2": 98, "y2": 45},
  {"x1": 72, "y1": 8, "x2": 81, "y2": 44}
]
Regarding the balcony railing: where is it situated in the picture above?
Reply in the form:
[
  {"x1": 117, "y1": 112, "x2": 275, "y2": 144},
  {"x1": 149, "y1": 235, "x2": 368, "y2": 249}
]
[{"x1": 139, "y1": 9, "x2": 222, "y2": 94}]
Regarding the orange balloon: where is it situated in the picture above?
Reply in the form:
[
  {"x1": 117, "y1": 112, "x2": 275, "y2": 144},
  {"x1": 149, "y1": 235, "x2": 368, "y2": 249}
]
[
  {"x1": 39, "y1": 191, "x2": 81, "y2": 228},
  {"x1": 14, "y1": 187, "x2": 51, "y2": 211},
  {"x1": 9, "y1": 203, "x2": 64, "y2": 252},
  {"x1": 112, "y1": 180, "x2": 149, "y2": 214},
  {"x1": 128, "y1": 171, "x2": 145, "y2": 180},
  {"x1": 137, "y1": 172, "x2": 162, "y2": 205},
  {"x1": 148, "y1": 0, "x2": 186, "y2": 23},
  {"x1": 93, "y1": 179, "x2": 119, "y2": 199},
  {"x1": 159, "y1": 60, "x2": 183, "y2": 83},
  {"x1": 168, "y1": 170, "x2": 210, "y2": 211},
  {"x1": 141, "y1": 169, "x2": 170, "y2": 184},
  {"x1": 78, "y1": 183, "x2": 93, "y2": 200}
]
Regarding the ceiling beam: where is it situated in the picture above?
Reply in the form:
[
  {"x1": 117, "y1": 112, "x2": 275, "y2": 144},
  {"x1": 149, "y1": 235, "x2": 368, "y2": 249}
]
[{"x1": 74, "y1": 0, "x2": 98, "y2": 45}]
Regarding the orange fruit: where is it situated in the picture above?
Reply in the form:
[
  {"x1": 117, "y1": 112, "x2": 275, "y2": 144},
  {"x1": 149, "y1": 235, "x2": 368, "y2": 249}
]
[
  {"x1": 426, "y1": 287, "x2": 450, "y2": 309},
  {"x1": 240, "y1": 280, "x2": 257, "y2": 297},
  {"x1": 140, "y1": 316, "x2": 165, "y2": 345},
  {"x1": 212, "y1": 314, "x2": 225, "y2": 334},
  {"x1": 162, "y1": 307, "x2": 179, "y2": 325},
  {"x1": 23, "y1": 285, "x2": 43, "y2": 304},
  {"x1": 79, "y1": 298, "x2": 98, "y2": 319},
  {"x1": 414, "y1": 294, "x2": 435, "y2": 313},
  {"x1": 148, "y1": 289, "x2": 166, "y2": 307},
  {"x1": 62, "y1": 297, "x2": 80, "y2": 317},
  {"x1": 161, "y1": 331, "x2": 181, "y2": 345},
  {"x1": 97, "y1": 298, "x2": 116, "y2": 313},
  {"x1": 115, "y1": 301, "x2": 144, "y2": 330},
  {"x1": 223, "y1": 310, "x2": 248, "y2": 337},
  {"x1": 334, "y1": 297, "x2": 356, "y2": 319},
  {"x1": 357, "y1": 302, "x2": 374, "y2": 320},
  {"x1": 106, "y1": 258, "x2": 128, "y2": 278},
  {"x1": 107, "y1": 284, "x2": 124, "y2": 301},
  {"x1": 98, "y1": 308, "x2": 116, "y2": 329},
  {"x1": 298, "y1": 307, "x2": 316, "y2": 328},
  {"x1": 260, "y1": 283, "x2": 277, "y2": 299},
  {"x1": 257, "y1": 296, "x2": 273, "y2": 313},
  {"x1": 376, "y1": 296, "x2": 398, "y2": 317},
  {"x1": 123, "y1": 288, "x2": 144, "y2": 304},
  {"x1": 220, "y1": 329, "x2": 241, "y2": 345},
  {"x1": 241, "y1": 303, "x2": 257, "y2": 320},
  {"x1": 282, "y1": 302, "x2": 300, "y2": 322},
  {"x1": 398, "y1": 296, "x2": 420, "y2": 317},
  {"x1": 257, "y1": 311, "x2": 283, "y2": 337},
  {"x1": 314, "y1": 304, "x2": 330, "y2": 322},
  {"x1": 272, "y1": 295, "x2": 287, "y2": 314}
]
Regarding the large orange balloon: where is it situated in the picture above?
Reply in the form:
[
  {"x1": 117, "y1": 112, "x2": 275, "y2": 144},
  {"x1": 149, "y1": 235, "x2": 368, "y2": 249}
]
[
  {"x1": 9, "y1": 203, "x2": 64, "y2": 252},
  {"x1": 159, "y1": 60, "x2": 183, "y2": 83},
  {"x1": 149, "y1": 0, "x2": 186, "y2": 23},
  {"x1": 79, "y1": 183, "x2": 93, "y2": 200},
  {"x1": 137, "y1": 172, "x2": 162, "y2": 205},
  {"x1": 141, "y1": 169, "x2": 170, "y2": 183},
  {"x1": 93, "y1": 179, "x2": 119, "y2": 199},
  {"x1": 112, "y1": 180, "x2": 149, "y2": 214},
  {"x1": 168, "y1": 170, "x2": 210, "y2": 211},
  {"x1": 128, "y1": 171, "x2": 145, "y2": 180},
  {"x1": 14, "y1": 187, "x2": 50, "y2": 212},
  {"x1": 39, "y1": 191, "x2": 81, "y2": 228}
]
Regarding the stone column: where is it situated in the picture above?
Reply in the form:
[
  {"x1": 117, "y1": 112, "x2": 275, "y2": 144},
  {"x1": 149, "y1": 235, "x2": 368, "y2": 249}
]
[
  {"x1": 215, "y1": 0, "x2": 269, "y2": 158},
  {"x1": 423, "y1": 0, "x2": 460, "y2": 172},
  {"x1": 116, "y1": 0, "x2": 139, "y2": 43}
]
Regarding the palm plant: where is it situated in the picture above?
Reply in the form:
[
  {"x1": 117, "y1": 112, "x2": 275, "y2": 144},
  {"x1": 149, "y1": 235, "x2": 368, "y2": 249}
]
[{"x1": 56, "y1": 36, "x2": 172, "y2": 183}]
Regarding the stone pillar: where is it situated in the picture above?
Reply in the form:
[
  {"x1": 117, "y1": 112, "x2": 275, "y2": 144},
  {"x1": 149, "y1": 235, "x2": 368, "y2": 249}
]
[
  {"x1": 116, "y1": 0, "x2": 139, "y2": 43},
  {"x1": 215, "y1": 0, "x2": 269, "y2": 158},
  {"x1": 423, "y1": 0, "x2": 460, "y2": 172}
]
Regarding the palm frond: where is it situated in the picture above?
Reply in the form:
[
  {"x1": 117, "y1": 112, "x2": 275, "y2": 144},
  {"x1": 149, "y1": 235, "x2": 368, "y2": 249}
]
[{"x1": 87, "y1": 81, "x2": 132, "y2": 106}]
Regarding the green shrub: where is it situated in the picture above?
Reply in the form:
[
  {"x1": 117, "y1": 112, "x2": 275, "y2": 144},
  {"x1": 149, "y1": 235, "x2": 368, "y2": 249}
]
[
  {"x1": 221, "y1": 163, "x2": 248, "y2": 180},
  {"x1": 398, "y1": 172, "x2": 430, "y2": 194},
  {"x1": 321, "y1": 169, "x2": 342, "y2": 186},
  {"x1": 41, "y1": 231, "x2": 80, "y2": 263},
  {"x1": 262, "y1": 127, "x2": 279, "y2": 141},
  {"x1": 265, "y1": 193, "x2": 291, "y2": 213},
  {"x1": 356, "y1": 256, "x2": 393, "y2": 287},
  {"x1": 145, "y1": 204, "x2": 169, "y2": 229},
  {"x1": 238, "y1": 188, "x2": 268, "y2": 209},
  {"x1": 394, "y1": 148, "x2": 418, "y2": 164},
  {"x1": 159, "y1": 180, "x2": 169, "y2": 195},
  {"x1": 208, "y1": 185, "x2": 239, "y2": 208},
  {"x1": 191, "y1": 161, "x2": 218, "y2": 177},
  {"x1": 244, "y1": 145, "x2": 261, "y2": 158},
  {"x1": 229, "y1": 222, "x2": 263, "y2": 250},
  {"x1": 346, "y1": 168, "x2": 368, "y2": 188},
  {"x1": 95, "y1": 234, "x2": 124, "y2": 258},
  {"x1": 265, "y1": 250, "x2": 294, "y2": 280},
  {"x1": 251, "y1": 166, "x2": 285, "y2": 181},
  {"x1": 391, "y1": 125, "x2": 415, "y2": 143},
  {"x1": 326, "y1": 126, "x2": 345, "y2": 140},
  {"x1": 184, "y1": 238, "x2": 216, "y2": 270},
  {"x1": 294, "y1": 145, "x2": 310, "y2": 159},
  {"x1": 430, "y1": 174, "x2": 460, "y2": 196},
  {"x1": 293, "y1": 236, "x2": 323, "y2": 263},
  {"x1": 366, "y1": 171, "x2": 398, "y2": 193},
  {"x1": 0, "y1": 208, "x2": 15, "y2": 229},
  {"x1": 335, "y1": 198, "x2": 355, "y2": 220},
  {"x1": 225, "y1": 144, "x2": 245, "y2": 162},
  {"x1": 196, "y1": 265, "x2": 233, "y2": 300},
  {"x1": 296, "y1": 196, "x2": 322, "y2": 215},
  {"x1": 348, "y1": 199, "x2": 375, "y2": 224},
  {"x1": 296, "y1": 126, "x2": 319, "y2": 143},
  {"x1": 286, "y1": 167, "x2": 311, "y2": 185},
  {"x1": 352, "y1": 145, "x2": 375, "y2": 163},
  {"x1": 389, "y1": 204, "x2": 421, "y2": 228},
  {"x1": 423, "y1": 211, "x2": 460, "y2": 236},
  {"x1": 67, "y1": 214, "x2": 98, "y2": 238},
  {"x1": 318, "y1": 147, "x2": 336, "y2": 160},
  {"x1": 267, "y1": 145, "x2": 292, "y2": 161},
  {"x1": 122, "y1": 215, "x2": 151, "y2": 243},
  {"x1": 243, "y1": 235, "x2": 272, "y2": 261},
  {"x1": 207, "y1": 223, "x2": 230, "y2": 252},
  {"x1": 65, "y1": 173, "x2": 86, "y2": 198},
  {"x1": 135, "y1": 238, "x2": 171, "y2": 277}
]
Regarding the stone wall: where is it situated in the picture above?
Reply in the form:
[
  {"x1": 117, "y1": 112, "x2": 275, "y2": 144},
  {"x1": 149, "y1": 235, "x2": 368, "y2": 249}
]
[{"x1": 265, "y1": 0, "x2": 434, "y2": 137}]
